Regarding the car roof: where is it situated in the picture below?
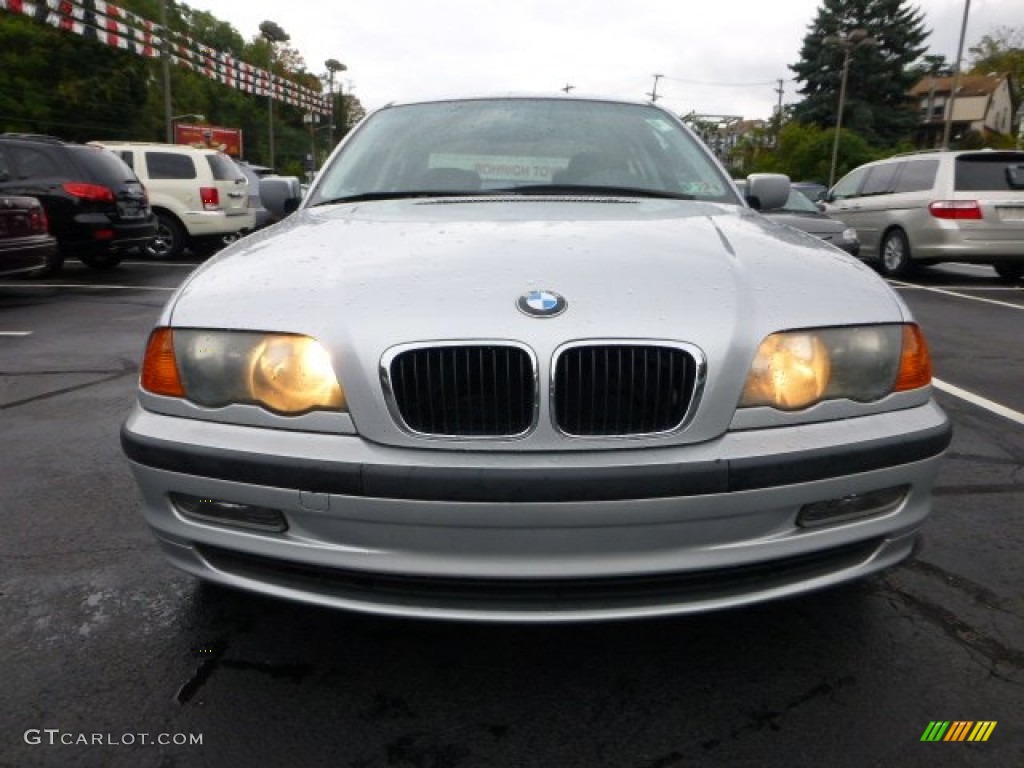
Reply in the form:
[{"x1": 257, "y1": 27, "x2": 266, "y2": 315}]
[{"x1": 377, "y1": 92, "x2": 660, "y2": 109}]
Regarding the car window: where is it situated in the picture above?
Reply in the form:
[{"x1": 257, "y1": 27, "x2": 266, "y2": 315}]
[
  {"x1": 892, "y1": 159, "x2": 938, "y2": 193},
  {"x1": 115, "y1": 150, "x2": 134, "y2": 170},
  {"x1": 310, "y1": 98, "x2": 738, "y2": 203},
  {"x1": 860, "y1": 163, "x2": 900, "y2": 196},
  {"x1": 0, "y1": 150, "x2": 9, "y2": 181},
  {"x1": 779, "y1": 188, "x2": 820, "y2": 213},
  {"x1": 207, "y1": 153, "x2": 245, "y2": 182},
  {"x1": 67, "y1": 145, "x2": 139, "y2": 185},
  {"x1": 145, "y1": 152, "x2": 197, "y2": 180},
  {"x1": 7, "y1": 145, "x2": 62, "y2": 178},
  {"x1": 830, "y1": 167, "x2": 867, "y2": 200},
  {"x1": 955, "y1": 153, "x2": 1024, "y2": 191}
]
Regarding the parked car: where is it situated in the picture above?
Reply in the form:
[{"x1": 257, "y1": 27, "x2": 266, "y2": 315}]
[
  {"x1": 825, "y1": 149, "x2": 1024, "y2": 280},
  {"x1": 0, "y1": 195, "x2": 57, "y2": 277},
  {"x1": 234, "y1": 160, "x2": 303, "y2": 230},
  {"x1": 0, "y1": 134, "x2": 156, "y2": 273},
  {"x1": 91, "y1": 142, "x2": 255, "y2": 259},
  {"x1": 737, "y1": 180, "x2": 860, "y2": 256},
  {"x1": 792, "y1": 181, "x2": 828, "y2": 203},
  {"x1": 122, "y1": 95, "x2": 950, "y2": 622}
]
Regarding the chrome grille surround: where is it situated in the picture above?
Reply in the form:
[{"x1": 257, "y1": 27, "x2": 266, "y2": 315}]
[
  {"x1": 380, "y1": 341, "x2": 539, "y2": 440},
  {"x1": 550, "y1": 340, "x2": 706, "y2": 438}
]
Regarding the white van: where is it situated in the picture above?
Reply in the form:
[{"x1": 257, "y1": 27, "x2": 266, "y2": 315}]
[{"x1": 825, "y1": 149, "x2": 1024, "y2": 281}]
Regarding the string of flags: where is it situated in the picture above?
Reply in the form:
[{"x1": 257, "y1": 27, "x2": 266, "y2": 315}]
[{"x1": 0, "y1": 0, "x2": 330, "y2": 114}]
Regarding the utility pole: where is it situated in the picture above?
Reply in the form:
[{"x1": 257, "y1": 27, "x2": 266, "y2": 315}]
[
  {"x1": 160, "y1": 0, "x2": 173, "y2": 142},
  {"x1": 941, "y1": 0, "x2": 972, "y2": 149},
  {"x1": 561, "y1": 84, "x2": 575, "y2": 93},
  {"x1": 773, "y1": 78, "x2": 784, "y2": 147},
  {"x1": 648, "y1": 74, "x2": 663, "y2": 102}
]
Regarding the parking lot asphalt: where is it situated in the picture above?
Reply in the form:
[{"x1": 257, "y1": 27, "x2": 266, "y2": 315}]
[{"x1": 1, "y1": 258, "x2": 1021, "y2": 767}]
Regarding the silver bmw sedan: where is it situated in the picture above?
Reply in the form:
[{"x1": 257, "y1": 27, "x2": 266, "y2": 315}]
[{"x1": 121, "y1": 95, "x2": 951, "y2": 622}]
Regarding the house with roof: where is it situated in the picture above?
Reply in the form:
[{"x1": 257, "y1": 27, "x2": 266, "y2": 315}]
[{"x1": 909, "y1": 73, "x2": 1017, "y2": 147}]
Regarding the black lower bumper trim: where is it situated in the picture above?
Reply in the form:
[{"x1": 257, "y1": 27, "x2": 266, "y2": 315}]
[{"x1": 121, "y1": 416, "x2": 952, "y2": 503}]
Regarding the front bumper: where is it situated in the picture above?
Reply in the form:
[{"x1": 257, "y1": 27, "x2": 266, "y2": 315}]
[{"x1": 122, "y1": 401, "x2": 951, "y2": 621}]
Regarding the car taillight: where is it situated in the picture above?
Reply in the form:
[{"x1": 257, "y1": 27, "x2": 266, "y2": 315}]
[
  {"x1": 928, "y1": 200, "x2": 982, "y2": 220},
  {"x1": 200, "y1": 187, "x2": 220, "y2": 211},
  {"x1": 63, "y1": 182, "x2": 116, "y2": 203},
  {"x1": 29, "y1": 207, "x2": 49, "y2": 234}
]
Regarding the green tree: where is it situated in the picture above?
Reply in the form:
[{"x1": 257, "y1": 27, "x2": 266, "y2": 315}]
[
  {"x1": 968, "y1": 26, "x2": 1023, "y2": 113},
  {"x1": 790, "y1": 0, "x2": 929, "y2": 147},
  {"x1": 750, "y1": 121, "x2": 879, "y2": 181}
]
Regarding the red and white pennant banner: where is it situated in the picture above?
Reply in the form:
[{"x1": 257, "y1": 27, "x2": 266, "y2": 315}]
[{"x1": 0, "y1": 0, "x2": 329, "y2": 113}]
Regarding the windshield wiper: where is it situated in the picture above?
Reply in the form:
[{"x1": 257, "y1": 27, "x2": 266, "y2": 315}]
[
  {"x1": 311, "y1": 185, "x2": 696, "y2": 207},
  {"x1": 311, "y1": 190, "x2": 490, "y2": 206},
  {"x1": 493, "y1": 184, "x2": 695, "y2": 200}
]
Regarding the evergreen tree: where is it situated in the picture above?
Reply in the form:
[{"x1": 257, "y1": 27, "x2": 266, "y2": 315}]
[{"x1": 790, "y1": 0, "x2": 929, "y2": 147}]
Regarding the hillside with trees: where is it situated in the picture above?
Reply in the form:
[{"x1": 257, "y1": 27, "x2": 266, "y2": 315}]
[{"x1": 0, "y1": 0, "x2": 363, "y2": 175}]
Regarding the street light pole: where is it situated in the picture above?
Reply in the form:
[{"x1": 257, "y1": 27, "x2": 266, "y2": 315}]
[
  {"x1": 259, "y1": 20, "x2": 289, "y2": 169},
  {"x1": 324, "y1": 59, "x2": 347, "y2": 151},
  {"x1": 824, "y1": 29, "x2": 875, "y2": 188}
]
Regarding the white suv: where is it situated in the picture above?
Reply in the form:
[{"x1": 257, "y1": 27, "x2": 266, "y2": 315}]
[{"x1": 91, "y1": 142, "x2": 255, "y2": 259}]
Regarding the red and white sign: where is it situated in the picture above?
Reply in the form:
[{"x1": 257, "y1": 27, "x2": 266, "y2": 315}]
[{"x1": 174, "y1": 123, "x2": 243, "y2": 158}]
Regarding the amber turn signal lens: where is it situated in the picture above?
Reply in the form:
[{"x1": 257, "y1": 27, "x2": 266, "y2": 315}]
[
  {"x1": 141, "y1": 327, "x2": 185, "y2": 397},
  {"x1": 894, "y1": 324, "x2": 932, "y2": 391}
]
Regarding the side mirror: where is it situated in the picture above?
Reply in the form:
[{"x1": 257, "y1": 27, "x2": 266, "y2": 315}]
[
  {"x1": 259, "y1": 176, "x2": 303, "y2": 221},
  {"x1": 745, "y1": 173, "x2": 790, "y2": 211}
]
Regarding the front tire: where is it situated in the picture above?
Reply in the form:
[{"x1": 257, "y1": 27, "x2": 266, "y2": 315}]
[
  {"x1": 879, "y1": 229, "x2": 913, "y2": 278},
  {"x1": 147, "y1": 212, "x2": 187, "y2": 260},
  {"x1": 993, "y1": 262, "x2": 1024, "y2": 282}
]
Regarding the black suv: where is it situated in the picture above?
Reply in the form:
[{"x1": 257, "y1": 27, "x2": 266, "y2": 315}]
[{"x1": 0, "y1": 134, "x2": 157, "y2": 273}]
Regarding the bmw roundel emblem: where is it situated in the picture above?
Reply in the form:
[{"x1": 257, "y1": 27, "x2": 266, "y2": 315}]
[{"x1": 517, "y1": 290, "x2": 567, "y2": 318}]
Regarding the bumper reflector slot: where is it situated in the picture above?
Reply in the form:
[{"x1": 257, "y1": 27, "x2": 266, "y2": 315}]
[
  {"x1": 797, "y1": 485, "x2": 909, "y2": 528},
  {"x1": 170, "y1": 493, "x2": 287, "y2": 533}
]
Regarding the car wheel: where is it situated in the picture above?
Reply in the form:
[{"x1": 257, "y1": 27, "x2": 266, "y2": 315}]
[
  {"x1": 78, "y1": 251, "x2": 122, "y2": 270},
  {"x1": 147, "y1": 212, "x2": 187, "y2": 260},
  {"x1": 879, "y1": 229, "x2": 913, "y2": 278},
  {"x1": 993, "y1": 262, "x2": 1024, "y2": 282}
]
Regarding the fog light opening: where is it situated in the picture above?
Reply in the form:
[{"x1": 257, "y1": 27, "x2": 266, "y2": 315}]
[
  {"x1": 797, "y1": 486, "x2": 910, "y2": 528},
  {"x1": 170, "y1": 493, "x2": 288, "y2": 533}
]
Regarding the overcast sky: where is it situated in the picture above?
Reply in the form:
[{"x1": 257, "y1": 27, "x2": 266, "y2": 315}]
[{"x1": 194, "y1": 0, "x2": 1018, "y2": 120}]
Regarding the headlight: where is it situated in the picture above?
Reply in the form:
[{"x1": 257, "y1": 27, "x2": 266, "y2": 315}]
[
  {"x1": 141, "y1": 328, "x2": 346, "y2": 415},
  {"x1": 841, "y1": 227, "x2": 858, "y2": 244},
  {"x1": 740, "y1": 324, "x2": 931, "y2": 411}
]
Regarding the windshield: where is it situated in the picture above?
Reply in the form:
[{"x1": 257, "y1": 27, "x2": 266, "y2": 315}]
[
  {"x1": 778, "y1": 188, "x2": 821, "y2": 213},
  {"x1": 308, "y1": 98, "x2": 738, "y2": 205}
]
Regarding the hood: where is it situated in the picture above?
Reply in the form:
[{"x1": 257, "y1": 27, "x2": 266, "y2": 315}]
[
  {"x1": 172, "y1": 198, "x2": 892, "y2": 333},
  {"x1": 167, "y1": 197, "x2": 903, "y2": 447}
]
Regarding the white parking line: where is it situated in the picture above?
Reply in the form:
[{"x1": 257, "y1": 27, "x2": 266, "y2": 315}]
[
  {"x1": 934, "y1": 378, "x2": 1024, "y2": 427},
  {"x1": 0, "y1": 331, "x2": 32, "y2": 336},
  {"x1": 889, "y1": 280, "x2": 1024, "y2": 310},
  {"x1": 120, "y1": 261, "x2": 197, "y2": 267},
  {"x1": 895, "y1": 285, "x2": 1023, "y2": 292},
  {"x1": 0, "y1": 283, "x2": 176, "y2": 291}
]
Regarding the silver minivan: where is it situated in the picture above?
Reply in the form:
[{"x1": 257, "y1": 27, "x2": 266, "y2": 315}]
[{"x1": 825, "y1": 150, "x2": 1024, "y2": 281}]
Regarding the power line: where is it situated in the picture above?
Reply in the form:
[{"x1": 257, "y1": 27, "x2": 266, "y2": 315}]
[{"x1": 661, "y1": 75, "x2": 778, "y2": 87}]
